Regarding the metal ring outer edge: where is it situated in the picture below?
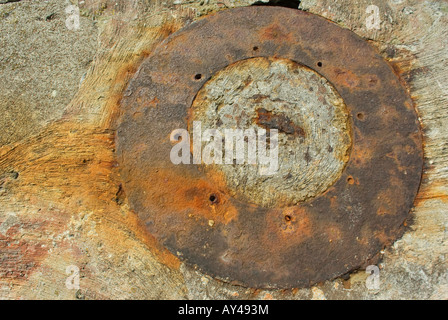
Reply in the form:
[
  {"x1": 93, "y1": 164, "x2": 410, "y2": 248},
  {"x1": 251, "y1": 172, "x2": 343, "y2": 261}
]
[{"x1": 116, "y1": 6, "x2": 423, "y2": 288}]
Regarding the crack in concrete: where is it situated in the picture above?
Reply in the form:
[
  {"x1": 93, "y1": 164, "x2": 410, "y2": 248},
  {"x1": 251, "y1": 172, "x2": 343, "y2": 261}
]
[{"x1": 0, "y1": 0, "x2": 22, "y2": 4}]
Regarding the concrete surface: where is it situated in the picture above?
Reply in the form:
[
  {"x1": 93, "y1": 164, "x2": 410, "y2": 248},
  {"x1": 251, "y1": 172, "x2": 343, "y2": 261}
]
[{"x1": 0, "y1": 0, "x2": 447, "y2": 300}]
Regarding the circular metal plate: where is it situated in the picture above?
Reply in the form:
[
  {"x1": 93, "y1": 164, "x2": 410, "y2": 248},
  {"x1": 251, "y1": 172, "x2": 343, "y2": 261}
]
[{"x1": 117, "y1": 7, "x2": 423, "y2": 288}]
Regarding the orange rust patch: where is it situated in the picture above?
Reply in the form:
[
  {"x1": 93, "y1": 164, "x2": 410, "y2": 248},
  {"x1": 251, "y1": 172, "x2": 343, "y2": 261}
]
[
  {"x1": 268, "y1": 207, "x2": 312, "y2": 240},
  {"x1": 347, "y1": 176, "x2": 355, "y2": 185},
  {"x1": 415, "y1": 178, "x2": 448, "y2": 204},
  {"x1": 374, "y1": 230, "x2": 392, "y2": 245},
  {"x1": 0, "y1": 205, "x2": 73, "y2": 286},
  {"x1": 131, "y1": 166, "x2": 238, "y2": 225},
  {"x1": 332, "y1": 68, "x2": 360, "y2": 88},
  {"x1": 0, "y1": 121, "x2": 183, "y2": 273},
  {"x1": 350, "y1": 132, "x2": 376, "y2": 168},
  {"x1": 326, "y1": 225, "x2": 343, "y2": 242},
  {"x1": 107, "y1": 208, "x2": 181, "y2": 270},
  {"x1": 259, "y1": 23, "x2": 293, "y2": 43},
  {"x1": 262, "y1": 293, "x2": 274, "y2": 300}
]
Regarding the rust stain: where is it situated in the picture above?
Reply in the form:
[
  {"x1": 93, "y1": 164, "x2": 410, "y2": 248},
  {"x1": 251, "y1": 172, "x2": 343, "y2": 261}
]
[
  {"x1": 259, "y1": 22, "x2": 293, "y2": 43},
  {"x1": 415, "y1": 178, "x2": 448, "y2": 204},
  {"x1": 130, "y1": 166, "x2": 238, "y2": 225},
  {"x1": 326, "y1": 225, "x2": 343, "y2": 242},
  {"x1": 64, "y1": 20, "x2": 183, "y2": 130},
  {"x1": 332, "y1": 67, "x2": 360, "y2": 88},
  {"x1": 255, "y1": 108, "x2": 306, "y2": 138},
  {"x1": 0, "y1": 215, "x2": 56, "y2": 284},
  {"x1": 0, "y1": 120, "x2": 183, "y2": 275}
]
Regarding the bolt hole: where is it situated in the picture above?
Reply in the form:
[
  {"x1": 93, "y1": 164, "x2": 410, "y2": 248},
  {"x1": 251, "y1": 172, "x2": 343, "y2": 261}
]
[
  {"x1": 209, "y1": 194, "x2": 218, "y2": 204},
  {"x1": 285, "y1": 215, "x2": 291, "y2": 222},
  {"x1": 357, "y1": 113, "x2": 365, "y2": 120},
  {"x1": 347, "y1": 177, "x2": 355, "y2": 185},
  {"x1": 194, "y1": 74, "x2": 202, "y2": 80},
  {"x1": 317, "y1": 61, "x2": 323, "y2": 67},
  {"x1": 253, "y1": 46, "x2": 259, "y2": 51}
]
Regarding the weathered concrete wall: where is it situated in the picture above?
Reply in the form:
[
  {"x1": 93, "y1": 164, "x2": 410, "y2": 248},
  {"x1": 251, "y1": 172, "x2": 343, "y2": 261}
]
[
  {"x1": 0, "y1": 0, "x2": 97, "y2": 146},
  {"x1": 0, "y1": 0, "x2": 447, "y2": 299}
]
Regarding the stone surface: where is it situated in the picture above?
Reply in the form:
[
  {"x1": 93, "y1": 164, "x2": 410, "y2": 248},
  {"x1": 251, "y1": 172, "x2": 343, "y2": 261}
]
[
  {"x1": 0, "y1": 0, "x2": 447, "y2": 300},
  {"x1": 0, "y1": 0, "x2": 98, "y2": 146}
]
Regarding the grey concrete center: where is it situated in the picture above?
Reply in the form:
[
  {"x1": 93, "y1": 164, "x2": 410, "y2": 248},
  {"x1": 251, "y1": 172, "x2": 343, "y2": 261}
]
[{"x1": 190, "y1": 57, "x2": 352, "y2": 208}]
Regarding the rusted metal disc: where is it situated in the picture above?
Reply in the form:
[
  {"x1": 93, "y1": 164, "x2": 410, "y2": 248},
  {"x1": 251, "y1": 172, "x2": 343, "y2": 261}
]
[{"x1": 117, "y1": 6, "x2": 423, "y2": 288}]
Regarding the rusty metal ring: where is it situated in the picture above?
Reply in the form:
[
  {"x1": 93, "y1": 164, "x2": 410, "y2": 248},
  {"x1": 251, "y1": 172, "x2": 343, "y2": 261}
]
[{"x1": 117, "y1": 6, "x2": 423, "y2": 288}]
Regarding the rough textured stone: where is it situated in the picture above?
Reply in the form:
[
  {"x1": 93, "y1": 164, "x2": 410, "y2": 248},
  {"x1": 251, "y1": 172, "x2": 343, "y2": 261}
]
[
  {"x1": 0, "y1": 0, "x2": 447, "y2": 300},
  {"x1": 0, "y1": 0, "x2": 98, "y2": 146}
]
